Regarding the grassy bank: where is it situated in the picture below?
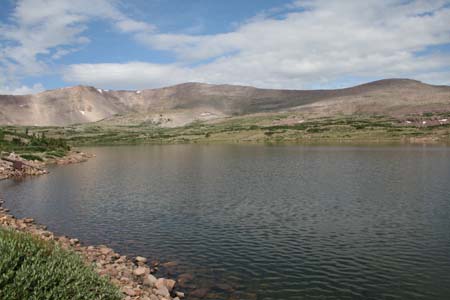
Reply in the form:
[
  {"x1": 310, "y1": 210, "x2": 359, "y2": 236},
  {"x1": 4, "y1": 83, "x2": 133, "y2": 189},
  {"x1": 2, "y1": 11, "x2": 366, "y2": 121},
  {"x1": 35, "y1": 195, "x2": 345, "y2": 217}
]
[
  {"x1": 1, "y1": 114, "x2": 450, "y2": 148},
  {"x1": 0, "y1": 127, "x2": 70, "y2": 160},
  {"x1": 0, "y1": 228, "x2": 121, "y2": 300}
]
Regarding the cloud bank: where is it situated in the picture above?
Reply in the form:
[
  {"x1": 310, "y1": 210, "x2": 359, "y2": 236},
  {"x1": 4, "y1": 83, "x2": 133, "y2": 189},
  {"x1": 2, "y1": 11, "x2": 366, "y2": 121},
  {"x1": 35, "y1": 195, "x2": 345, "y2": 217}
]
[{"x1": 2, "y1": 0, "x2": 450, "y2": 93}]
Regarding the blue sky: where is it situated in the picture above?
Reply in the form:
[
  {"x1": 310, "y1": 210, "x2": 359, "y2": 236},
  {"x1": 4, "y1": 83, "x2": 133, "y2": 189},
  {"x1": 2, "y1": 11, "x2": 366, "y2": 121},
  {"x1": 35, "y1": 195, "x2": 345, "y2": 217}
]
[{"x1": 0, "y1": 0, "x2": 450, "y2": 94}]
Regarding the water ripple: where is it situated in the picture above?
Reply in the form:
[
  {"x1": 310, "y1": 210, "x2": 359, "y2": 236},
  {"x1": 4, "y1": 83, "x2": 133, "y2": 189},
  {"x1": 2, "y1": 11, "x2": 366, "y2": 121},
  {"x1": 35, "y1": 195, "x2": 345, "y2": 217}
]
[{"x1": 1, "y1": 145, "x2": 450, "y2": 299}]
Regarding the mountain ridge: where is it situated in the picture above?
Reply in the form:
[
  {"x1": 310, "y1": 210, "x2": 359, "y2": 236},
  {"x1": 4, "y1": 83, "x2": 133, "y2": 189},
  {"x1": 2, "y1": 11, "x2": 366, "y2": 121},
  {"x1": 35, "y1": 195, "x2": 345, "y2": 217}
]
[{"x1": 1, "y1": 79, "x2": 449, "y2": 127}]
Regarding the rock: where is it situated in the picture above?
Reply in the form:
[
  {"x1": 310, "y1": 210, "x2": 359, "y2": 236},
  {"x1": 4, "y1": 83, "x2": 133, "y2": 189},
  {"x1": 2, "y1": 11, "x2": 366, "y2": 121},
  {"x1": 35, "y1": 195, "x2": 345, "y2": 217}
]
[
  {"x1": 133, "y1": 266, "x2": 149, "y2": 277},
  {"x1": 100, "y1": 247, "x2": 112, "y2": 255},
  {"x1": 162, "y1": 261, "x2": 178, "y2": 268},
  {"x1": 175, "y1": 291, "x2": 185, "y2": 298},
  {"x1": 190, "y1": 288, "x2": 209, "y2": 298},
  {"x1": 177, "y1": 273, "x2": 194, "y2": 288},
  {"x1": 165, "y1": 279, "x2": 176, "y2": 291},
  {"x1": 155, "y1": 278, "x2": 166, "y2": 290},
  {"x1": 151, "y1": 260, "x2": 160, "y2": 267},
  {"x1": 122, "y1": 287, "x2": 137, "y2": 297},
  {"x1": 155, "y1": 286, "x2": 170, "y2": 298},
  {"x1": 155, "y1": 278, "x2": 176, "y2": 292},
  {"x1": 215, "y1": 283, "x2": 234, "y2": 292},
  {"x1": 149, "y1": 295, "x2": 159, "y2": 300},
  {"x1": 143, "y1": 274, "x2": 157, "y2": 287},
  {"x1": 136, "y1": 256, "x2": 147, "y2": 263},
  {"x1": 120, "y1": 277, "x2": 131, "y2": 284}
]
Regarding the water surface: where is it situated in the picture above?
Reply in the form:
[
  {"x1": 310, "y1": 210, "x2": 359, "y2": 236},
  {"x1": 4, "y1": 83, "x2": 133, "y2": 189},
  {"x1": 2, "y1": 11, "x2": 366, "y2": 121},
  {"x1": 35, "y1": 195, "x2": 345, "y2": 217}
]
[{"x1": 1, "y1": 145, "x2": 450, "y2": 299}]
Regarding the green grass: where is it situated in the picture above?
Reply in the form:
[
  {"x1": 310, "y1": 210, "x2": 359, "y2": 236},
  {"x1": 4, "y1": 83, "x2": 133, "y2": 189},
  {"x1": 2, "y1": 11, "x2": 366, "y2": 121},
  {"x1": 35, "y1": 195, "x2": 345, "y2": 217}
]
[
  {"x1": 0, "y1": 128, "x2": 70, "y2": 160},
  {"x1": 18, "y1": 154, "x2": 44, "y2": 161},
  {"x1": 0, "y1": 228, "x2": 121, "y2": 300},
  {"x1": 1, "y1": 114, "x2": 450, "y2": 147}
]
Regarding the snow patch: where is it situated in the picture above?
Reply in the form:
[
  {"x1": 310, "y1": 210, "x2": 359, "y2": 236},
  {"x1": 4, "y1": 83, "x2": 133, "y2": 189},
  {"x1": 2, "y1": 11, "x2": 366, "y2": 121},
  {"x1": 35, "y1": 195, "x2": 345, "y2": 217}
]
[
  {"x1": 97, "y1": 88, "x2": 103, "y2": 94},
  {"x1": 136, "y1": 90, "x2": 141, "y2": 94}
]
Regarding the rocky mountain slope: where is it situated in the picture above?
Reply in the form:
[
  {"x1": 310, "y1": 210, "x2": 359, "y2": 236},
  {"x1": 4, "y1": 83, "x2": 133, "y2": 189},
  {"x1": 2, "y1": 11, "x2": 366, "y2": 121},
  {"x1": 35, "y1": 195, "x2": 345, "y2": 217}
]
[{"x1": 1, "y1": 79, "x2": 449, "y2": 127}]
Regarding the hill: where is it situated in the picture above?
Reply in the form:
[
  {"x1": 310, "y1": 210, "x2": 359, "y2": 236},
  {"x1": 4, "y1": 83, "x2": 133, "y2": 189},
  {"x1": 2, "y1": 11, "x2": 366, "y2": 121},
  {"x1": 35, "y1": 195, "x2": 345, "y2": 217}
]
[{"x1": 1, "y1": 79, "x2": 449, "y2": 127}]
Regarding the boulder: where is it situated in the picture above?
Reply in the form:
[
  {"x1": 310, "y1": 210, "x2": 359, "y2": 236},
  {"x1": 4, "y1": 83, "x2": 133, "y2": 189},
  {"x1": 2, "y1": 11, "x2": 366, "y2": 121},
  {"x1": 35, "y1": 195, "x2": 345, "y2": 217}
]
[
  {"x1": 155, "y1": 286, "x2": 170, "y2": 298},
  {"x1": 143, "y1": 274, "x2": 157, "y2": 287},
  {"x1": 133, "y1": 266, "x2": 149, "y2": 277},
  {"x1": 165, "y1": 279, "x2": 176, "y2": 291}
]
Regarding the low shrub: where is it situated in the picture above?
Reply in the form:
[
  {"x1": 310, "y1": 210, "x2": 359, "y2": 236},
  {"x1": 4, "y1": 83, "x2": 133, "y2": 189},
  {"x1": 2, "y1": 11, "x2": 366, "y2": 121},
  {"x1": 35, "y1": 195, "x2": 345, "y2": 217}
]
[
  {"x1": 19, "y1": 154, "x2": 43, "y2": 161},
  {"x1": 0, "y1": 228, "x2": 121, "y2": 300}
]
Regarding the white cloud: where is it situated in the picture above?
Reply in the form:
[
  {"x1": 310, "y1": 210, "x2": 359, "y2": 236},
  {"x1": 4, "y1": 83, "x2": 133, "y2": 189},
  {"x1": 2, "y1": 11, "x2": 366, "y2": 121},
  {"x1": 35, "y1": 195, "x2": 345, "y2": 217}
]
[
  {"x1": 117, "y1": 19, "x2": 155, "y2": 33},
  {"x1": 0, "y1": 0, "x2": 154, "y2": 93},
  {"x1": 0, "y1": 83, "x2": 44, "y2": 95},
  {"x1": 65, "y1": 0, "x2": 450, "y2": 90},
  {"x1": 64, "y1": 62, "x2": 195, "y2": 89},
  {"x1": 2, "y1": 0, "x2": 450, "y2": 93}
]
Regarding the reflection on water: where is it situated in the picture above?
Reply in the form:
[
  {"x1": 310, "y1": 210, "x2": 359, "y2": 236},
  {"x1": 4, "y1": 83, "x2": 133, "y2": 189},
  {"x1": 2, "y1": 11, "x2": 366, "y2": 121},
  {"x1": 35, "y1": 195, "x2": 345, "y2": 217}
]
[{"x1": 1, "y1": 145, "x2": 450, "y2": 299}]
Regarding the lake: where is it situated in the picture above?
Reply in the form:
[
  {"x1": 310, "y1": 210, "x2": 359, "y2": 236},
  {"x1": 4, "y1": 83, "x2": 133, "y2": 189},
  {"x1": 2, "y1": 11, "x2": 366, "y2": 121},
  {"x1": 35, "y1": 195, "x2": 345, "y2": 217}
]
[{"x1": 1, "y1": 145, "x2": 450, "y2": 299}]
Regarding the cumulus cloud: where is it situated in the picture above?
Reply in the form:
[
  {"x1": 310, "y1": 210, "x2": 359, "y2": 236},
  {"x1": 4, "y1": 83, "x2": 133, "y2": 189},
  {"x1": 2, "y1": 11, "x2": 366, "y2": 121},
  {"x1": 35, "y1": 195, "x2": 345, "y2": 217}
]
[
  {"x1": 64, "y1": 62, "x2": 195, "y2": 89},
  {"x1": 2, "y1": 0, "x2": 450, "y2": 92},
  {"x1": 0, "y1": 0, "x2": 154, "y2": 93},
  {"x1": 65, "y1": 0, "x2": 450, "y2": 90},
  {"x1": 0, "y1": 83, "x2": 44, "y2": 95}
]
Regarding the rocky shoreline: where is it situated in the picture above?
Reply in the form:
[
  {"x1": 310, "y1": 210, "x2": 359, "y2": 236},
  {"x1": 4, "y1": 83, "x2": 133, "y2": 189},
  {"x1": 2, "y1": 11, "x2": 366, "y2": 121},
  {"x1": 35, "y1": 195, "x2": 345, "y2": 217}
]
[
  {"x1": 0, "y1": 151, "x2": 93, "y2": 180},
  {"x1": 0, "y1": 197, "x2": 185, "y2": 300},
  {"x1": 0, "y1": 151, "x2": 186, "y2": 299}
]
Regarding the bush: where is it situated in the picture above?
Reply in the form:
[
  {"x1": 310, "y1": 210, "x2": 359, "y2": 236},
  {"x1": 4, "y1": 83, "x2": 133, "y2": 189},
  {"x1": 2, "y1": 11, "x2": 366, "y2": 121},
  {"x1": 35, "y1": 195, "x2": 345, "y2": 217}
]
[
  {"x1": 46, "y1": 150, "x2": 66, "y2": 158},
  {"x1": 19, "y1": 154, "x2": 43, "y2": 161},
  {"x1": 0, "y1": 228, "x2": 121, "y2": 300}
]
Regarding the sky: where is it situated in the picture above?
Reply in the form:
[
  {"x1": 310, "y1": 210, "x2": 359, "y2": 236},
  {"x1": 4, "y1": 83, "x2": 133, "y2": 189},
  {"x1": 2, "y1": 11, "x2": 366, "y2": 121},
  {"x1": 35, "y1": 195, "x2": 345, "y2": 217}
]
[{"x1": 0, "y1": 0, "x2": 450, "y2": 94}]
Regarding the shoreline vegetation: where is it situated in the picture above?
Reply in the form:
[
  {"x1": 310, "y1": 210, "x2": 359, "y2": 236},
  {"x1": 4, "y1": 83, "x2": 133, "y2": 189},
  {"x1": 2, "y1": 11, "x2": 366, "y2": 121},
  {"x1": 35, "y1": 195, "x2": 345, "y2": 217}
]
[
  {"x1": 2, "y1": 114, "x2": 449, "y2": 148},
  {"x1": 0, "y1": 197, "x2": 185, "y2": 300}
]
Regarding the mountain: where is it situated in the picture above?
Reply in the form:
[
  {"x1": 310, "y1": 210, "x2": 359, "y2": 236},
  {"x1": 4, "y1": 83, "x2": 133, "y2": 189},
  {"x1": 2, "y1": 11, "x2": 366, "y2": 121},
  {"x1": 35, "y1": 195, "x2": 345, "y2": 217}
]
[{"x1": 1, "y1": 79, "x2": 449, "y2": 127}]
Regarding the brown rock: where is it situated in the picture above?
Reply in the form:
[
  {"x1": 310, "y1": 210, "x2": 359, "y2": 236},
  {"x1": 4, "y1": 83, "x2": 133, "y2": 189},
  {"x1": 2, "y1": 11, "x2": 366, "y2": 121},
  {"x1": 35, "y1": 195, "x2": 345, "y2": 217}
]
[
  {"x1": 143, "y1": 274, "x2": 157, "y2": 287},
  {"x1": 190, "y1": 288, "x2": 209, "y2": 298},
  {"x1": 122, "y1": 287, "x2": 137, "y2": 297},
  {"x1": 136, "y1": 256, "x2": 148, "y2": 263},
  {"x1": 133, "y1": 266, "x2": 149, "y2": 277},
  {"x1": 100, "y1": 247, "x2": 112, "y2": 255},
  {"x1": 165, "y1": 279, "x2": 176, "y2": 292},
  {"x1": 162, "y1": 261, "x2": 178, "y2": 268},
  {"x1": 155, "y1": 286, "x2": 170, "y2": 298},
  {"x1": 69, "y1": 238, "x2": 80, "y2": 245}
]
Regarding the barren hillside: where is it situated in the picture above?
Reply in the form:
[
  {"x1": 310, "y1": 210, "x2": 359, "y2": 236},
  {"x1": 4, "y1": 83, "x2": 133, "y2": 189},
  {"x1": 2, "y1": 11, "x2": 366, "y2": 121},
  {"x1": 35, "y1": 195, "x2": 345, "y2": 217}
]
[{"x1": 1, "y1": 79, "x2": 449, "y2": 126}]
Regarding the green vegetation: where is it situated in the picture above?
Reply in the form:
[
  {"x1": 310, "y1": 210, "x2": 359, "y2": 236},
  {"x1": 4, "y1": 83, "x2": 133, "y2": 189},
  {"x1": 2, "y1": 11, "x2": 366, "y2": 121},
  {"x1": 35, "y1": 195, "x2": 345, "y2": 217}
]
[
  {"x1": 1, "y1": 114, "x2": 450, "y2": 148},
  {"x1": 0, "y1": 127, "x2": 70, "y2": 160},
  {"x1": 0, "y1": 228, "x2": 121, "y2": 300}
]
